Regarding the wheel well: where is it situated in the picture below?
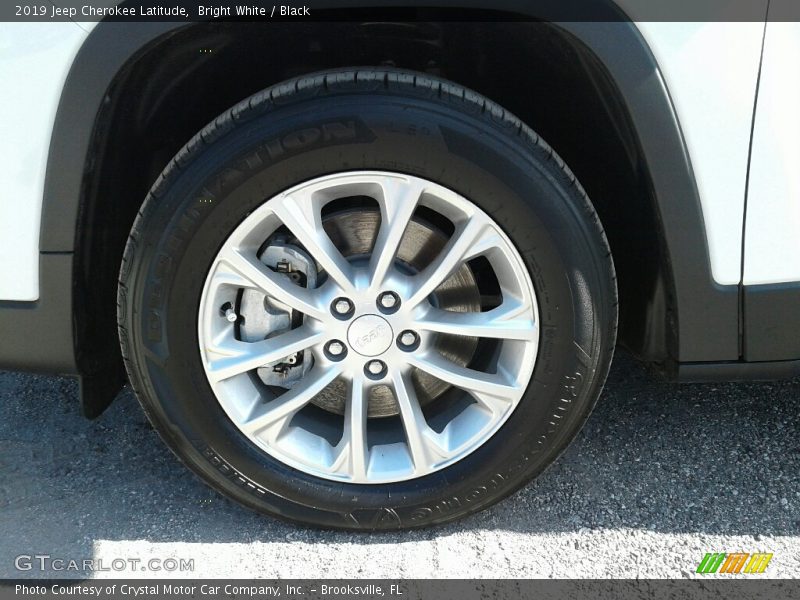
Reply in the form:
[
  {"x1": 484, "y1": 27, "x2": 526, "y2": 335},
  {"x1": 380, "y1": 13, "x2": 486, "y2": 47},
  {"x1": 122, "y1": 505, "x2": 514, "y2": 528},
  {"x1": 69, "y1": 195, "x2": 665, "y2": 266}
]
[{"x1": 74, "y1": 20, "x2": 675, "y2": 411}]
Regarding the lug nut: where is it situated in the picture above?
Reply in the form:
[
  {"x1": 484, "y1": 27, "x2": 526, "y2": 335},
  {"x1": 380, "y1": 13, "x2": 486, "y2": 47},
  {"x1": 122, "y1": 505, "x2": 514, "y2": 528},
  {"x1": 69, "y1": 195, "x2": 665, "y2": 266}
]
[
  {"x1": 332, "y1": 297, "x2": 354, "y2": 318},
  {"x1": 224, "y1": 308, "x2": 238, "y2": 322},
  {"x1": 377, "y1": 291, "x2": 400, "y2": 312},
  {"x1": 398, "y1": 331, "x2": 418, "y2": 349},
  {"x1": 365, "y1": 360, "x2": 386, "y2": 377},
  {"x1": 325, "y1": 340, "x2": 347, "y2": 360}
]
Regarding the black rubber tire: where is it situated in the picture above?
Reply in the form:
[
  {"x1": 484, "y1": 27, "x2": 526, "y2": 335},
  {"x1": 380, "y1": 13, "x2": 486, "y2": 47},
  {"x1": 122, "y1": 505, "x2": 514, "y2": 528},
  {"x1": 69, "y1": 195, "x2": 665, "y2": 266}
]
[{"x1": 118, "y1": 68, "x2": 617, "y2": 530}]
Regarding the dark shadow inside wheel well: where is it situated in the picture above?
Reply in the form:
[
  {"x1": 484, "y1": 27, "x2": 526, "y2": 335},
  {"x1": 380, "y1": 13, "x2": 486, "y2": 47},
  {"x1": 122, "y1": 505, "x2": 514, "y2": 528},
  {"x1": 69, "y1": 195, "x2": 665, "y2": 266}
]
[{"x1": 75, "y1": 20, "x2": 676, "y2": 410}]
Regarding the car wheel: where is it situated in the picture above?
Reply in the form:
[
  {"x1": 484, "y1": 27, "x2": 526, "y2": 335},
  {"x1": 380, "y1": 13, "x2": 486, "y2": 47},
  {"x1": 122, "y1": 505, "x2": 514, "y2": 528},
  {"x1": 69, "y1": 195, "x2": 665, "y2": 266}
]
[{"x1": 118, "y1": 68, "x2": 617, "y2": 529}]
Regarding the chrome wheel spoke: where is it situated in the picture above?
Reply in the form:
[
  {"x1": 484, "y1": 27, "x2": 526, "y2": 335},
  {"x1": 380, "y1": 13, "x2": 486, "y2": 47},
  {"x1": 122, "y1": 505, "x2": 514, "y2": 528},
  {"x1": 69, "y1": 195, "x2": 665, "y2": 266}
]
[
  {"x1": 240, "y1": 366, "x2": 341, "y2": 441},
  {"x1": 408, "y1": 352, "x2": 519, "y2": 401},
  {"x1": 271, "y1": 194, "x2": 356, "y2": 294},
  {"x1": 392, "y1": 371, "x2": 444, "y2": 469},
  {"x1": 368, "y1": 177, "x2": 425, "y2": 289},
  {"x1": 333, "y1": 374, "x2": 370, "y2": 480},
  {"x1": 406, "y1": 216, "x2": 500, "y2": 307},
  {"x1": 415, "y1": 302, "x2": 538, "y2": 342},
  {"x1": 470, "y1": 391, "x2": 515, "y2": 417},
  {"x1": 205, "y1": 326, "x2": 323, "y2": 382}
]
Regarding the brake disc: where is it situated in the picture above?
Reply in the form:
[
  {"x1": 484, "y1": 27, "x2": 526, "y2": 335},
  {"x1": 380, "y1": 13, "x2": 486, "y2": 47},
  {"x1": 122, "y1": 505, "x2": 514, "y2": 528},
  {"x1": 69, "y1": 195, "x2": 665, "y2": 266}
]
[
  {"x1": 315, "y1": 209, "x2": 480, "y2": 417},
  {"x1": 238, "y1": 209, "x2": 480, "y2": 418}
]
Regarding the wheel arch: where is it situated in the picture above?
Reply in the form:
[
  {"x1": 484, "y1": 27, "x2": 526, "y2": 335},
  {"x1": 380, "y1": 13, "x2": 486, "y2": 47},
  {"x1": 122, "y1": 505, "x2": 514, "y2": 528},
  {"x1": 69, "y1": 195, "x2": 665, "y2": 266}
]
[{"x1": 38, "y1": 8, "x2": 737, "y2": 414}]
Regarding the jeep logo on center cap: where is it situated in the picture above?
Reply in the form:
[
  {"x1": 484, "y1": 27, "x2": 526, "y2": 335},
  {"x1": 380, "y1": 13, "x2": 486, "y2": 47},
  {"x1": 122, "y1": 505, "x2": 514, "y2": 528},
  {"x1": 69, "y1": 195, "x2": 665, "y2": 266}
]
[{"x1": 347, "y1": 314, "x2": 394, "y2": 357}]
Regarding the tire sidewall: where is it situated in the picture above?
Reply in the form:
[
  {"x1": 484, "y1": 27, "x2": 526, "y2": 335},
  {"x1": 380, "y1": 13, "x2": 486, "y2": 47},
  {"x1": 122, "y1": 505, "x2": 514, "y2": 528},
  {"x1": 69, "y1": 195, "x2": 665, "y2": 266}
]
[{"x1": 125, "y1": 92, "x2": 614, "y2": 529}]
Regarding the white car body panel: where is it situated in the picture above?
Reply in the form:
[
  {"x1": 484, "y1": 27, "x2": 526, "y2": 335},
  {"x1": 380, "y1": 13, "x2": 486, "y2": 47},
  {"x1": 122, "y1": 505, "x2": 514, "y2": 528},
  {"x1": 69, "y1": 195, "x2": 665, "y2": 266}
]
[
  {"x1": 744, "y1": 21, "x2": 800, "y2": 285},
  {"x1": 635, "y1": 21, "x2": 765, "y2": 286},
  {"x1": 0, "y1": 22, "x2": 89, "y2": 301},
  {"x1": 0, "y1": 17, "x2": 786, "y2": 299}
]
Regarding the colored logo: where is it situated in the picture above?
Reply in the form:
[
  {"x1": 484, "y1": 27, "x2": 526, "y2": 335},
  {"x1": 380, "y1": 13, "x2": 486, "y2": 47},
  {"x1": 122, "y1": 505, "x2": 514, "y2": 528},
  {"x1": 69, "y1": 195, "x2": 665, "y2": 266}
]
[{"x1": 696, "y1": 552, "x2": 773, "y2": 574}]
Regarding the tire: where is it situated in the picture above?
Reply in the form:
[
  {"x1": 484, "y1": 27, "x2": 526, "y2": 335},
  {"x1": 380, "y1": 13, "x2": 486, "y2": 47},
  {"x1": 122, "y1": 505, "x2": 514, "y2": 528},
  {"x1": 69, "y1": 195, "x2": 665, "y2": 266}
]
[{"x1": 118, "y1": 68, "x2": 617, "y2": 530}]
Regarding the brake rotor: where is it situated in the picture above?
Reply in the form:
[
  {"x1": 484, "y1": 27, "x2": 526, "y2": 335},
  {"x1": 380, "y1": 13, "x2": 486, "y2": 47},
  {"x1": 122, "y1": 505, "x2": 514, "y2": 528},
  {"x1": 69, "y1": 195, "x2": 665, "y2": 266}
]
[{"x1": 313, "y1": 209, "x2": 481, "y2": 417}]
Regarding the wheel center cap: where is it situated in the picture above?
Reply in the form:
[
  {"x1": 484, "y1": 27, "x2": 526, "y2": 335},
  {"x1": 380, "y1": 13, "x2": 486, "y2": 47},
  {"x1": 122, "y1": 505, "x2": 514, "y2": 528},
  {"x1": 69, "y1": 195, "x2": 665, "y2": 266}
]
[{"x1": 347, "y1": 314, "x2": 393, "y2": 356}]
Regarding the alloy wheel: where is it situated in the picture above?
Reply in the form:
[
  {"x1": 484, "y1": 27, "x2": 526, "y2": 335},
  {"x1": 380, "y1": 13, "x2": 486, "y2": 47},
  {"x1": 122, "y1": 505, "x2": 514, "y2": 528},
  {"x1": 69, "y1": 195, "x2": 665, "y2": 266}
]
[{"x1": 198, "y1": 171, "x2": 539, "y2": 483}]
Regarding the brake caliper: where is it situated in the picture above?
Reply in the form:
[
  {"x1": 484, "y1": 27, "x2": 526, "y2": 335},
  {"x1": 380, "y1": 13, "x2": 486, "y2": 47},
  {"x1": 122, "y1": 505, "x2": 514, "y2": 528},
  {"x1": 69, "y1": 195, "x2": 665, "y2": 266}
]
[{"x1": 238, "y1": 241, "x2": 316, "y2": 389}]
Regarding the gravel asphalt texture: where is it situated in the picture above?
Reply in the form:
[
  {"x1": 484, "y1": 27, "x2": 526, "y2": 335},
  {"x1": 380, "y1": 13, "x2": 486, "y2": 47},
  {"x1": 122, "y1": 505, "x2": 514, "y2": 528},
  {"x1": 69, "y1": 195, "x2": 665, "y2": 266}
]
[{"x1": 1, "y1": 351, "x2": 798, "y2": 579}]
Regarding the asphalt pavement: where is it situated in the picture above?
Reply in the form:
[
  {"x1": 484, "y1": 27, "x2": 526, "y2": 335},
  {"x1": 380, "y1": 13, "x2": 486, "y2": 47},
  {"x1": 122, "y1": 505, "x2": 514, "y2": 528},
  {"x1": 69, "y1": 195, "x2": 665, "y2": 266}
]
[{"x1": 1, "y1": 351, "x2": 798, "y2": 579}]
